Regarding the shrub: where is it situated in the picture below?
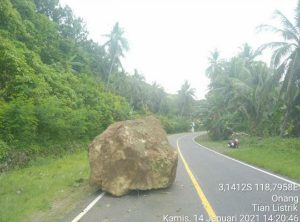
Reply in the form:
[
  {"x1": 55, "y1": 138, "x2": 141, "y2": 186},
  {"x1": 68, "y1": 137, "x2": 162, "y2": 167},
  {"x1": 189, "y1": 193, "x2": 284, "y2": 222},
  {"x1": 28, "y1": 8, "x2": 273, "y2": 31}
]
[
  {"x1": 0, "y1": 98, "x2": 37, "y2": 145},
  {"x1": 159, "y1": 115, "x2": 192, "y2": 134},
  {"x1": 0, "y1": 140, "x2": 9, "y2": 161}
]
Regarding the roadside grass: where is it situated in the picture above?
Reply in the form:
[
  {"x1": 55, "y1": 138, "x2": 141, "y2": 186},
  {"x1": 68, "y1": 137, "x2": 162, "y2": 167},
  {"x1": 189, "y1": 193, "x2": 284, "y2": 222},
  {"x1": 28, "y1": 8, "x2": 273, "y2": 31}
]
[
  {"x1": 0, "y1": 149, "x2": 97, "y2": 222},
  {"x1": 195, "y1": 134, "x2": 300, "y2": 181}
]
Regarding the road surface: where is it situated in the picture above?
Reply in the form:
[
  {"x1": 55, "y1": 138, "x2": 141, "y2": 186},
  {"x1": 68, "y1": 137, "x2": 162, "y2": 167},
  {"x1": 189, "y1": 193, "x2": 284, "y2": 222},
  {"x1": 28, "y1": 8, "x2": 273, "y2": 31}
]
[{"x1": 61, "y1": 133, "x2": 300, "y2": 222}]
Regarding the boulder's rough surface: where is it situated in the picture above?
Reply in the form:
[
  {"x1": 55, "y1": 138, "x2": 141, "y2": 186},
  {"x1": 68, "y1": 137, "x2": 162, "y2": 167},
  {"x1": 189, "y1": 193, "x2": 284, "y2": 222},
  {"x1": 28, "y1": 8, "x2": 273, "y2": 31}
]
[{"x1": 88, "y1": 116, "x2": 178, "y2": 196}]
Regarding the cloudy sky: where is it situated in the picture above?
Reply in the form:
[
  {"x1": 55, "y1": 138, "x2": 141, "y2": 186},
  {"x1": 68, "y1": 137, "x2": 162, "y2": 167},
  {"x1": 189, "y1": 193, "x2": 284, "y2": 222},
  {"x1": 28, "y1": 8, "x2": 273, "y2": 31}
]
[{"x1": 60, "y1": 0, "x2": 296, "y2": 99}]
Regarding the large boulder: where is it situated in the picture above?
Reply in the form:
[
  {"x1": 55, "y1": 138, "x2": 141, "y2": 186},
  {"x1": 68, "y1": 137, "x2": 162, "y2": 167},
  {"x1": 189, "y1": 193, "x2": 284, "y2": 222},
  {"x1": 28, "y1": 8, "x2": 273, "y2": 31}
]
[{"x1": 88, "y1": 116, "x2": 178, "y2": 196}]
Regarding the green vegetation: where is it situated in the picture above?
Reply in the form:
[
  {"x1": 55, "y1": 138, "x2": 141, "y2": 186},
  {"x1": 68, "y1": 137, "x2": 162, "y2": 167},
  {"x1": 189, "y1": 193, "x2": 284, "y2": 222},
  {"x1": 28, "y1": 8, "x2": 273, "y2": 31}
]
[
  {"x1": 0, "y1": 149, "x2": 94, "y2": 222},
  {"x1": 0, "y1": 0, "x2": 131, "y2": 168},
  {"x1": 0, "y1": 0, "x2": 196, "y2": 169},
  {"x1": 257, "y1": 9, "x2": 300, "y2": 137},
  {"x1": 202, "y1": 44, "x2": 283, "y2": 140},
  {"x1": 196, "y1": 134, "x2": 300, "y2": 181},
  {"x1": 201, "y1": 4, "x2": 300, "y2": 139}
]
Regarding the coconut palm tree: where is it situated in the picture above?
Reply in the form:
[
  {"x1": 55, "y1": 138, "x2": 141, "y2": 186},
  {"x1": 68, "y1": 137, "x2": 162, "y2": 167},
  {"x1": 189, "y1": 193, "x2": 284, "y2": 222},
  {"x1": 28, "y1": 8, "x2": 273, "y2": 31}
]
[
  {"x1": 257, "y1": 7, "x2": 300, "y2": 136},
  {"x1": 206, "y1": 49, "x2": 224, "y2": 84},
  {"x1": 177, "y1": 80, "x2": 196, "y2": 116},
  {"x1": 149, "y1": 82, "x2": 166, "y2": 113},
  {"x1": 128, "y1": 70, "x2": 148, "y2": 111},
  {"x1": 203, "y1": 45, "x2": 280, "y2": 138},
  {"x1": 103, "y1": 22, "x2": 129, "y2": 88}
]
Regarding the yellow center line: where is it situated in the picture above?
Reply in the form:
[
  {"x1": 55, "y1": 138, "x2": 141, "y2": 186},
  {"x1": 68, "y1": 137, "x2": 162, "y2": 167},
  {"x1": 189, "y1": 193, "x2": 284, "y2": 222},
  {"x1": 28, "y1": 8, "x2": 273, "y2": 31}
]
[{"x1": 177, "y1": 137, "x2": 219, "y2": 222}]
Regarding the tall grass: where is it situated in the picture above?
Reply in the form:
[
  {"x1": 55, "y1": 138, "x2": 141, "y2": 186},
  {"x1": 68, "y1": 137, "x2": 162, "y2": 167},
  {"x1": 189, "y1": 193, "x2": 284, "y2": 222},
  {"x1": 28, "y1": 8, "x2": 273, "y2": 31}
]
[{"x1": 0, "y1": 149, "x2": 96, "y2": 222}]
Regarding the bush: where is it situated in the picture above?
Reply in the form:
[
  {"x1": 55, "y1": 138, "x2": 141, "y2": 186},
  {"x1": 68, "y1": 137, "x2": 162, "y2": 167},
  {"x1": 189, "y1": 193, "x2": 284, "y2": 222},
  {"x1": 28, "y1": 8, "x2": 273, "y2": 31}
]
[
  {"x1": 0, "y1": 98, "x2": 37, "y2": 145},
  {"x1": 0, "y1": 140, "x2": 9, "y2": 161},
  {"x1": 203, "y1": 114, "x2": 233, "y2": 140},
  {"x1": 159, "y1": 115, "x2": 192, "y2": 134}
]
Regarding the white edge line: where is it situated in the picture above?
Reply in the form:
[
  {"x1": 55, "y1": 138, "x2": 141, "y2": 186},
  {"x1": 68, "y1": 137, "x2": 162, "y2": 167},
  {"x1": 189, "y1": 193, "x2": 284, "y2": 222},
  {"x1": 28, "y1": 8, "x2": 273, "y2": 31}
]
[
  {"x1": 191, "y1": 135, "x2": 300, "y2": 187},
  {"x1": 71, "y1": 192, "x2": 106, "y2": 222}
]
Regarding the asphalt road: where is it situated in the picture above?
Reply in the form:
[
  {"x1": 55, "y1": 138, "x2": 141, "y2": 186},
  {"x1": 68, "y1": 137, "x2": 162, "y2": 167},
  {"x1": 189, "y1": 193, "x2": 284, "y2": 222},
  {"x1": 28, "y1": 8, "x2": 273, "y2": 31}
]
[{"x1": 61, "y1": 133, "x2": 300, "y2": 222}]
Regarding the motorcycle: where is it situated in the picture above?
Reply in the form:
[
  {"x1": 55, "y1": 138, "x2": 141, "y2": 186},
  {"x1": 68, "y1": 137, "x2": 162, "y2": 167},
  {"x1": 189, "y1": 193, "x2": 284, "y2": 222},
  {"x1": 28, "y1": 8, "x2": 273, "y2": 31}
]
[{"x1": 228, "y1": 138, "x2": 239, "y2": 148}]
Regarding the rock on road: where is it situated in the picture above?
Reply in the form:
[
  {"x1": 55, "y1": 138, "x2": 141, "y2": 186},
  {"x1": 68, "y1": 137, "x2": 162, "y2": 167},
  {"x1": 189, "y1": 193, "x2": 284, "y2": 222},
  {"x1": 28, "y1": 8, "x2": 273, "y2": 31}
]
[{"x1": 61, "y1": 133, "x2": 300, "y2": 222}]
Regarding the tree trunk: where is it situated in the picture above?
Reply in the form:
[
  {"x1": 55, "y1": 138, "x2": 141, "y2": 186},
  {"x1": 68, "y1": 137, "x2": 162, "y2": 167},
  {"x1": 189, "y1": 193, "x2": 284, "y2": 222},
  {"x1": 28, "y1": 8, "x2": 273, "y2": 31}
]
[
  {"x1": 280, "y1": 108, "x2": 289, "y2": 137},
  {"x1": 180, "y1": 100, "x2": 186, "y2": 117},
  {"x1": 106, "y1": 52, "x2": 117, "y2": 90}
]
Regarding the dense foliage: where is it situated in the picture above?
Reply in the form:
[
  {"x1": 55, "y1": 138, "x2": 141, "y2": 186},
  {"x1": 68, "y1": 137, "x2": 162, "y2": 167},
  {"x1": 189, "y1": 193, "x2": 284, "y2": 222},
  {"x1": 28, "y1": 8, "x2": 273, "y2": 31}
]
[
  {"x1": 0, "y1": 0, "x2": 196, "y2": 166},
  {"x1": 201, "y1": 45, "x2": 279, "y2": 139},
  {"x1": 202, "y1": 40, "x2": 300, "y2": 139},
  {"x1": 0, "y1": 0, "x2": 132, "y2": 161},
  {"x1": 200, "y1": 2, "x2": 300, "y2": 140}
]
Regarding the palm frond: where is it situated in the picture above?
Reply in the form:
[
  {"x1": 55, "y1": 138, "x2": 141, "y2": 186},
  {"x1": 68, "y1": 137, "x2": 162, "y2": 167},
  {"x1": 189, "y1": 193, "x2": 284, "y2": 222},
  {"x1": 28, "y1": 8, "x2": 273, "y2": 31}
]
[
  {"x1": 280, "y1": 52, "x2": 296, "y2": 97},
  {"x1": 252, "y1": 48, "x2": 262, "y2": 59},
  {"x1": 285, "y1": 51, "x2": 300, "y2": 100},
  {"x1": 273, "y1": 10, "x2": 299, "y2": 36},
  {"x1": 296, "y1": 1, "x2": 300, "y2": 28},
  {"x1": 257, "y1": 41, "x2": 290, "y2": 53},
  {"x1": 229, "y1": 77, "x2": 252, "y2": 93},
  {"x1": 120, "y1": 37, "x2": 129, "y2": 51},
  {"x1": 270, "y1": 44, "x2": 294, "y2": 68},
  {"x1": 275, "y1": 54, "x2": 292, "y2": 82},
  {"x1": 101, "y1": 40, "x2": 110, "y2": 49},
  {"x1": 256, "y1": 24, "x2": 299, "y2": 42}
]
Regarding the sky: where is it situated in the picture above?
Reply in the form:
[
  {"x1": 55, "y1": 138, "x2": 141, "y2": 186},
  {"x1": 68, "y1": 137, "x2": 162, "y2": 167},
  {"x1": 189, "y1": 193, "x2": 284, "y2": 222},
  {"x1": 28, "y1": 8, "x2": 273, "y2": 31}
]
[{"x1": 59, "y1": 0, "x2": 297, "y2": 99}]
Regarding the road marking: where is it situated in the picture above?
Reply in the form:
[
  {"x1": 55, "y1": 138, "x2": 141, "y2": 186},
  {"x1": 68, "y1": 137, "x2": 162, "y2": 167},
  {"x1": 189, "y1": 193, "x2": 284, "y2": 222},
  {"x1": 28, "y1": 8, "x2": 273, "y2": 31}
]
[
  {"x1": 192, "y1": 135, "x2": 300, "y2": 187},
  {"x1": 177, "y1": 137, "x2": 220, "y2": 222},
  {"x1": 71, "y1": 192, "x2": 106, "y2": 222}
]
